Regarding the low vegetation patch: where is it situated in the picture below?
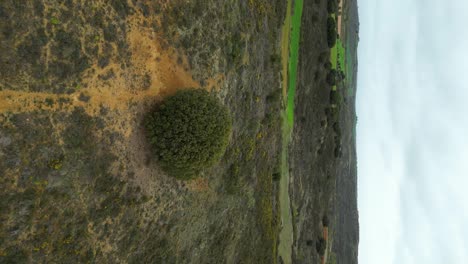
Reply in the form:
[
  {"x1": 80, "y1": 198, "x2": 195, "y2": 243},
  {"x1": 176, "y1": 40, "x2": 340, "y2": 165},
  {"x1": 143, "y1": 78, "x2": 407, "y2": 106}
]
[
  {"x1": 145, "y1": 89, "x2": 232, "y2": 179},
  {"x1": 327, "y1": 0, "x2": 338, "y2": 14},
  {"x1": 316, "y1": 237, "x2": 327, "y2": 256},
  {"x1": 322, "y1": 215, "x2": 330, "y2": 227},
  {"x1": 327, "y1": 17, "x2": 337, "y2": 48}
]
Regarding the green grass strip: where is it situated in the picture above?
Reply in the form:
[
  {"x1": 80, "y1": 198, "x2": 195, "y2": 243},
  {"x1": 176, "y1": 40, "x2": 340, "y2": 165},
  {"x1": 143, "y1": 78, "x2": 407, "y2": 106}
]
[
  {"x1": 286, "y1": 0, "x2": 304, "y2": 127},
  {"x1": 330, "y1": 38, "x2": 345, "y2": 91}
]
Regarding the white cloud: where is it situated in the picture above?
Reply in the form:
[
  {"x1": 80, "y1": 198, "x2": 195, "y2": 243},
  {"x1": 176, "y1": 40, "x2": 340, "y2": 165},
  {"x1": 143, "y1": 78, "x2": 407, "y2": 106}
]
[{"x1": 357, "y1": 0, "x2": 468, "y2": 263}]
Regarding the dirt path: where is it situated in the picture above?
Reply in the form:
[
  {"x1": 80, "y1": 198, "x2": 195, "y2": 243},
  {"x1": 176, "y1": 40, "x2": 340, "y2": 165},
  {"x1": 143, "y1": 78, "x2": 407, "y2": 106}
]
[
  {"x1": 0, "y1": 16, "x2": 220, "y2": 192},
  {"x1": 0, "y1": 28, "x2": 201, "y2": 116},
  {"x1": 337, "y1": 0, "x2": 344, "y2": 35},
  {"x1": 321, "y1": 227, "x2": 329, "y2": 264}
]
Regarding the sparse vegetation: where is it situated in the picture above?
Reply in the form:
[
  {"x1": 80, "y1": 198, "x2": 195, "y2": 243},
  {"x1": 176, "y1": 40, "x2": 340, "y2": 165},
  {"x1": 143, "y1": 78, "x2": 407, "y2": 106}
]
[
  {"x1": 145, "y1": 89, "x2": 232, "y2": 179},
  {"x1": 50, "y1": 17, "x2": 60, "y2": 25}
]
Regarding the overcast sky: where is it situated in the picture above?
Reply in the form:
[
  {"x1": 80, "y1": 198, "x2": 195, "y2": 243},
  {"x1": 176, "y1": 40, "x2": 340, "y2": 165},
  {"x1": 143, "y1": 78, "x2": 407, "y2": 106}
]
[{"x1": 357, "y1": 0, "x2": 468, "y2": 263}]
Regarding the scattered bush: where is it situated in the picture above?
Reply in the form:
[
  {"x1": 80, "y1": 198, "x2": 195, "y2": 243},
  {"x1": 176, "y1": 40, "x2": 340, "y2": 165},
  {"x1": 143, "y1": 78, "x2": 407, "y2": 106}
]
[
  {"x1": 48, "y1": 158, "x2": 63, "y2": 170},
  {"x1": 330, "y1": 90, "x2": 344, "y2": 105},
  {"x1": 326, "y1": 106, "x2": 340, "y2": 122},
  {"x1": 263, "y1": 112, "x2": 279, "y2": 128},
  {"x1": 332, "y1": 122, "x2": 341, "y2": 135},
  {"x1": 326, "y1": 69, "x2": 337, "y2": 86},
  {"x1": 337, "y1": 70, "x2": 346, "y2": 82},
  {"x1": 145, "y1": 89, "x2": 232, "y2": 179},
  {"x1": 334, "y1": 145, "x2": 342, "y2": 158},
  {"x1": 316, "y1": 237, "x2": 327, "y2": 256},
  {"x1": 266, "y1": 89, "x2": 282, "y2": 103},
  {"x1": 226, "y1": 163, "x2": 241, "y2": 194},
  {"x1": 270, "y1": 53, "x2": 281, "y2": 65},
  {"x1": 320, "y1": 120, "x2": 327, "y2": 128},
  {"x1": 327, "y1": 17, "x2": 337, "y2": 48},
  {"x1": 322, "y1": 215, "x2": 330, "y2": 227},
  {"x1": 327, "y1": 0, "x2": 338, "y2": 14},
  {"x1": 272, "y1": 172, "x2": 281, "y2": 181}
]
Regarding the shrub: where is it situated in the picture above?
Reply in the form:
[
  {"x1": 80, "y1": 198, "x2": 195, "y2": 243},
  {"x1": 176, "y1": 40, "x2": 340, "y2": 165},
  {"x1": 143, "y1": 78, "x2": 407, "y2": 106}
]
[
  {"x1": 322, "y1": 215, "x2": 330, "y2": 227},
  {"x1": 48, "y1": 158, "x2": 63, "y2": 170},
  {"x1": 337, "y1": 70, "x2": 346, "y2": 82},
  {"x1": 326, "y1": 69, "x2": 337, "y2": 86},
  {"x1": 328, "y1": 106, "x2": 339, "y2": 121},
  {"x1": 327, "y1": 17, "x2": 337, "y2": 48},
  {"x1": 272, "y1": 172, "x2": 281, "y2": 181},
  {"x1": 330, "y1": 90, "x2": 344, "y2": 105},
  {"x1": 266, "y1": 89, "x2": 282, "y2": 103},
  {"x1": 226, "y1": 163, "x2": 241, "y2": 194},
  {"x1": 334, "y1": 145, "x2": 342, "y2": 158},
  {"x1": 327, "y1": 0, "x2": 338, "y2": 14},
  {"x1": 332, "y1": 122, "x2": 341, "y2": 132},
  {"x1": 145, "y1": 89, "x2": 232, "y2": 179},
  {"x1": 316, "y1": 237, "x2": 327, "y2": 256}
]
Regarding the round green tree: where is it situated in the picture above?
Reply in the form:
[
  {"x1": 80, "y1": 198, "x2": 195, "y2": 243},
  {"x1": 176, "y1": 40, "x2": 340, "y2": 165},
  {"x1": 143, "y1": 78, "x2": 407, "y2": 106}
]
[{"x1": 145, "y1": 89, "x2": 232, "y2": 179}]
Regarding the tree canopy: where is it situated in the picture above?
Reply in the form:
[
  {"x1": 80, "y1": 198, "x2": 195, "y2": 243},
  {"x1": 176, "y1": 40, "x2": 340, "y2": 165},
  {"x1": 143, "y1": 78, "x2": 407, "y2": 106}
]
[
  {"x1": 328, "y1": 0, "x2": 338, "y2": 14},
  {"x1": 327, "y1": 17, "x2": 337, "y2": 48},
  {"x1": 145, "y1": 89, "x2": 232, "y2": 179}
]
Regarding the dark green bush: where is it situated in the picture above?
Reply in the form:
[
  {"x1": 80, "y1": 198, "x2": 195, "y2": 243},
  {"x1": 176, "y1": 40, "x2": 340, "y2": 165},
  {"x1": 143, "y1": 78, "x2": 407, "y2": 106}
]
[
  {"x1": 272, "y1": 172, "x2": 281, "y2": 181},
  {"x1": 330, "y1": 90, "x2": 344, "y2": 105},
  {"x1": 322, "y1": 215, "x2": 330, "y2": 227},
  {"x1": 326, "y1": 69, "x2": 337, "y2": 86},
  {"x1": 333, "y1": 122, "x2": 342, "y2": 137},
  {"x1": 327, "y1": 17, "x2": 337, "y2": 48},
  {"x1": 226, "y1": 163, "x2": 241, "y2": 194},
  {"x1": 327, "y1": 0, "x2": 338, "y2": 14},
  {"x1": 337, "y1": 70, "x2": 346, "y2": 82},
  {"x1": 326, "y1": 106, "x2": 340, "y2": 122},
  {"x1": 145, "y1": 89, "x2": 232, "y2": 179},
  {"x1": 334, "y1": 145, "x2": 342, "y2": 158},
  {"x1": 316, "y1": 237, "x2": 327, "y2": 256},
  {"x1": 266, "y1": 89, "x2": 282, "y2": 103}
]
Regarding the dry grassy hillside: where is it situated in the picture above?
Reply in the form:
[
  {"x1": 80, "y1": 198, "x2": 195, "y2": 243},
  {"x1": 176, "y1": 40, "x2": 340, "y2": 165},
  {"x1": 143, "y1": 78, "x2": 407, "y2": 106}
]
[{"x1": 0, "y1": 1, "x2": 286, "y2": 263}]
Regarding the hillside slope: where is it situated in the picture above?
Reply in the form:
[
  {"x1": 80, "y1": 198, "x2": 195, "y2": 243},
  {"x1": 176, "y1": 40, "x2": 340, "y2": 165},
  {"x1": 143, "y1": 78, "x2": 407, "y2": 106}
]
[
  {"x1": 288, "y1": 0, "x2": 359, "y2": 263},
  {"x1": 0, "y1": 1, "x2": 286, "y2": 263}
]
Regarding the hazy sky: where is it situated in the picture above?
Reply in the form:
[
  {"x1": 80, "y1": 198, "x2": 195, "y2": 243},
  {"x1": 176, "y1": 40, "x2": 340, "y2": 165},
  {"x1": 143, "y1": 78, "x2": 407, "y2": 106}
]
[{"x1": 357, "y1": 0, "x2": 468, "y2": 263}]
